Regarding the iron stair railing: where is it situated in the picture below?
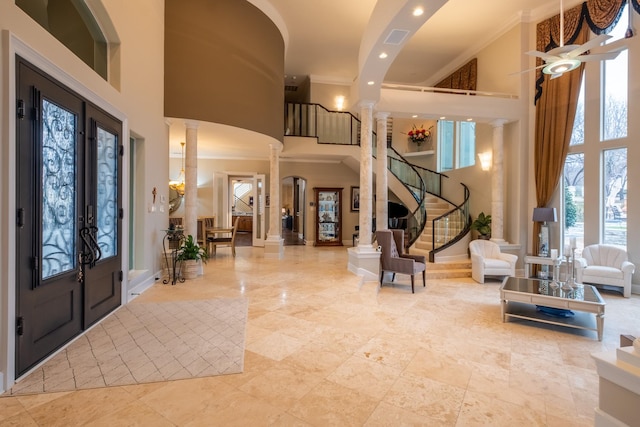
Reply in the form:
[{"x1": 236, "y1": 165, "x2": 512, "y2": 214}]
[{"x1": 412, "y1": 162, "x2": 472, "y2": 262}]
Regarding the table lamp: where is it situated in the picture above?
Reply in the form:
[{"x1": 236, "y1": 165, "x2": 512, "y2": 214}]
[{"x1": 533, "y1": 207, "x2": 557, "y2": 257}]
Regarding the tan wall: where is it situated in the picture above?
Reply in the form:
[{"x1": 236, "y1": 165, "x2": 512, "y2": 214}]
[
  {"x1": 310, "y1": 81, "x2": 351, "y2": 112},
  {"x1": 476, "y1": 24, "x2": 521, "y2": 95},
  {"x1": 164, "y1": 0, "x2": 284, "y2": 142}
]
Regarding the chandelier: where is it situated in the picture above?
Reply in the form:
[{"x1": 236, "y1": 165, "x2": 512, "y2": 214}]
[{"x1": 169, "y1": 141, "x2": 186, "y2": 197}]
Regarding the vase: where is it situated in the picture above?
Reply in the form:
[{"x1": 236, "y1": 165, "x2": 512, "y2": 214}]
[{"x1": 182, "y1": 259, "x2": 200, "y2": 279}]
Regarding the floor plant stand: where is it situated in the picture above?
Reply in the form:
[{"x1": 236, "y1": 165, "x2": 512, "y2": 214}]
[{"x1": 163, "y1": 228, "x2": 185, "y2": 285}]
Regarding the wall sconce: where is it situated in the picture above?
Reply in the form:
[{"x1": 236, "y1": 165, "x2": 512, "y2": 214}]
[
  {"x1": 478, "y1": 151, "x2": 492, "y2": 171},
  {"x1": 335, "y1": 95, "x2": 345, "y2": 111}
]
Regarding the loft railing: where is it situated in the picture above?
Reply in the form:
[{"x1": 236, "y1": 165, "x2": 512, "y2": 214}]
[
  {"x1": 284, "y1": 102, "x2": 469, "y2": 256},
  {"x1": 284, "y1": 103, "x2": 362, "y2": 145}
]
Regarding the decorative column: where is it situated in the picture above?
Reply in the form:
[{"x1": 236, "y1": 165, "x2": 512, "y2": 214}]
[
  {"x1": 264, "y1": 143, "x2": 284, "y2": 258},
  {"x1": 490, "y1": 119, "x2": 507, "y2": 243},
  {"x1": 375, "y1": 112, "x2": 389, "y2": 232},
  {"x1": 358, "y1": 101, "x2": 375, "y2": 247},
  {"x1": 184, "y1": 121, "x2": 199, "y2": 240},
  {"x1": 347, "y1": 101, "x2": 380, "y2": 281}
]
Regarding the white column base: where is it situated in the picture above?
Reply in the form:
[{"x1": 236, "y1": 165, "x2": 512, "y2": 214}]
[
  {"x1": 347, "y1": 246, "x2": 380, "y2": 282},
  {"x1": 264, "y1": 238, "x2": 284, "y2": 259}
]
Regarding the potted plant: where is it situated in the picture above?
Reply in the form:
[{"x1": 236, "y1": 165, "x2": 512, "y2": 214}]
[
  {"x1": 177, "y1": 234, "x2": 208, "y2": 279},
  {"x1": 471, "y1": 212, "x2": 492, "y2": 239}
]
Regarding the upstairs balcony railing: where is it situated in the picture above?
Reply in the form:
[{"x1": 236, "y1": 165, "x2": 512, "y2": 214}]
[
  {"x1": 285, "y1": 103, "x2": 362, "y2": 146},
  {"x1": 284, "y1": 102, "x2": 469, "y2": 257}
]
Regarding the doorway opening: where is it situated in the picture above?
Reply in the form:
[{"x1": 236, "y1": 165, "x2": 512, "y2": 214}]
[
  {"x1": 231, "y1": 178, "x2": 254, "y2": 247},
  {"x1": 282, "y1": 176, "x2": 307, "y2": 245}
]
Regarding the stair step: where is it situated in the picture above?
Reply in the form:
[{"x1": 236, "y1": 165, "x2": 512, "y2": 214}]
[
  {"x1": 427, "y1": 261, "x2": 471, "y2": 270},
  {"x1": 426, "y1": 268, "x2": 471, "y2": 279}
]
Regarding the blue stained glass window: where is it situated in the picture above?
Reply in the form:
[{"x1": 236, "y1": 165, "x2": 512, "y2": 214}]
[{"x1": 41, "y1": 99, "x2": 77, "y2": 279}]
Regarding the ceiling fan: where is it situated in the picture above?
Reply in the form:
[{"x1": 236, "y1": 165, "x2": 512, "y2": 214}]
[{"x1": 518, "y1": 0, "x2": 622, "y2": 79}]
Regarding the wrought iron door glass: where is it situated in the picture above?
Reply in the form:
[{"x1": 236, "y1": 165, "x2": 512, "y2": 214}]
[
  {"x1": 41, "y1": 98, "x2": 77, "y2": 280},
  {"x1": 96, "y1": 126, "x2": 117, "y2": 258}
]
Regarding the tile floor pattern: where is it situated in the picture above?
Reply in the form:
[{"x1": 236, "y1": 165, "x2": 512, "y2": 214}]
[
  {"x1": 9, "y1": 298, "x2": 248, "y2": 395},
  {"x1": 1, "y1": 245, "x2": 639, "y2": 426}
]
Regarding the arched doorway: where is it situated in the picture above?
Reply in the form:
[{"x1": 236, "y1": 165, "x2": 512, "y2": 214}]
[{"x1": 281, "y1": 176, "x2": 306, "y2": 245}]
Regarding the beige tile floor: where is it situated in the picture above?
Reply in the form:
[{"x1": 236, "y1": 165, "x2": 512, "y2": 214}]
[{"x1": 1, "y1": 245, "x2": 638, "y2": 426}]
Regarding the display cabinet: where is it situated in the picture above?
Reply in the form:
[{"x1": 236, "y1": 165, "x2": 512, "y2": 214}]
[{"x1": 314, "y1": 187, "x2": 343, "y2": 246}]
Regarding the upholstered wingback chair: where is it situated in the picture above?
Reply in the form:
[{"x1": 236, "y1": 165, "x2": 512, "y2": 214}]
[
  {"x1": 576, "y1": 244, "x2": 635, "y2": 298},
  {"x1": 469, "y1": 240, "x2": 517, "y2": 284},
  {"x1": 376, "y1": 229, "x2": 426, "y2": 293}
]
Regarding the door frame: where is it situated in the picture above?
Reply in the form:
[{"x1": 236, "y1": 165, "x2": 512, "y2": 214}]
[
  {"x1": 252, "y1": 174, "x2": 266, "y2": 247},
  {"x1": 1, "y1": 34, "x2": 130, "y2": 391}
]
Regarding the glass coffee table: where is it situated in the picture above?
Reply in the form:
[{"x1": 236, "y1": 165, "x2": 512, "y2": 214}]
[{"x1": 500, "y1": 277, "x2": 606, "y2": 341}]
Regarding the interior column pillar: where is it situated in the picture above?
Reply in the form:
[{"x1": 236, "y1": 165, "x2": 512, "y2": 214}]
[
  {"x1": 347, "y1": 101, "x2": 380, "y2": 280},
  {"x1": 264, "y1": 143, "x2": 284, "y2": 259},
  {"x1": 490, "y1": 119, "x2": 507, "y2": 243},
  {"x1": 359, "y1": 101, "x2": 374, "y2": 247},
  {"x1": 376, "y1": 112, "x2": 389, "y2": 232},
  {"x1": 184, "y1": 120, "x2": 198, "y2": 240}
]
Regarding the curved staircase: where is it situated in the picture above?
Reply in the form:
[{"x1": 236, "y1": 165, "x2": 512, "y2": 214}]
[{"x1": 284, "y1": 102, "x2": 472, "y2": 279}]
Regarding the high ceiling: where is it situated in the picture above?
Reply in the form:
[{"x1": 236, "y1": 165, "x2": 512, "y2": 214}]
[
  {"x1": 170, "y1": 0, "x2": 583, "y2": 159},
  {"x1": 275, "y1": 0, "x2": 580, "y2": 86}
]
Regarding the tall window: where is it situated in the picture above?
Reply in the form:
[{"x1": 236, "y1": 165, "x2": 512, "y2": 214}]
[
  {"x1": 563, "y1": 6, "x2": 629, "y2": 250},
  {"x1": 603, "y1": 148, "x2": 627, "y2": 246},
  {"x1": 437, "y1": 120, "x2": 476, "y2": 172},
  {"x1": 563, "y1": 153, "x2": 584, "y2": 247},
  {"x1": 602, "y1": 50, "x2": 628, "y2": 141}
]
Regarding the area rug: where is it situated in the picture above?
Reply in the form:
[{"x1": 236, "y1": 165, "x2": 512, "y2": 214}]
[{"x1": 9, "y1": 298, "x2": 248, "y2": 395}]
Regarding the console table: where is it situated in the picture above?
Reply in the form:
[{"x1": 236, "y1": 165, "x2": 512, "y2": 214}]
[{"x1": 524, "y1": 255, "x2": 565, "y2": 279}]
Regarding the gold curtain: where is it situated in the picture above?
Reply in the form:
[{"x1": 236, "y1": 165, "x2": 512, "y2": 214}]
[{"x1": 532, "y1": 25, "x2": 588, "y2": 256}]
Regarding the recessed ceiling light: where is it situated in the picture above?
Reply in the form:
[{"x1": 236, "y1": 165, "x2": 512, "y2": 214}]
[
  {"x1": 467, "y1": 118, "x2": 473, "y2": 121},
  {"x1": 412, "y1": 115, "x2": 418, "y2": 118},
  {"x1": 440, "y1": 116, "x2": 446, "y2": 120},
  {"x1": 379, "y1": 52, "x2": 388, "y2": 59},
  {"x1": 367, "y1": 81, "x2": 375, "y2": 85},
  {"x1": 413, "y1": 7, "x2": 424, "y2": 17}
]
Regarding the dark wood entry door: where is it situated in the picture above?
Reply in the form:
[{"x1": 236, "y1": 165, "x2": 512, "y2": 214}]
[{"x1": 15, "y1": 58, "x2": 122, "y2": 377}]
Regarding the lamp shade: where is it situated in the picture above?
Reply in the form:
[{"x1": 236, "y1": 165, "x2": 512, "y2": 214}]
[{"x1": 532, "y1": 207, "x2": 557, "y2": 222}]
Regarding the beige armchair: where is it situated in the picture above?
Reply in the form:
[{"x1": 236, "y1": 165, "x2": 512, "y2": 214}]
[
  {"x1": 576, "y1": 244, "x2": 635, "y2": 298},
  {"x1": 469, "y1": 240, "x2": 517, "y2": 284},
  {"x1": 376, "y1": 229, "x2": 426, "y2": 293}
]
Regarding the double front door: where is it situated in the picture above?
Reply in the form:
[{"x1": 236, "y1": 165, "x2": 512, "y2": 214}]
[{"x1": 15, "y1": 58, "x2": 123, "y2": 376}]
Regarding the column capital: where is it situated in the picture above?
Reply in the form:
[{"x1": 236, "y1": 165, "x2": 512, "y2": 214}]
[
  {"x1": 375, "y1": 111, "x2": 390, "y2": 120},
  {"x1": 358, "y1": 100, "x2": 376, "y2": 110},
  {"x1": 490, "y1": 119, "x2": 508, "y2": 128},
  {"x1": 185, "y1": 120, "x2": 199, "y2": 130},
  {"x1": 269, "y1": 142, "x2": 283, "y2": 153}
]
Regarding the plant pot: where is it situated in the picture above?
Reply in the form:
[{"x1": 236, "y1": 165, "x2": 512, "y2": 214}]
[
  {"x1": 182, "y1": 259, "x2": 200, "y2": 280},
  {"x1": 478, "y1": 234, "x2": 491, "y2": 240}
]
